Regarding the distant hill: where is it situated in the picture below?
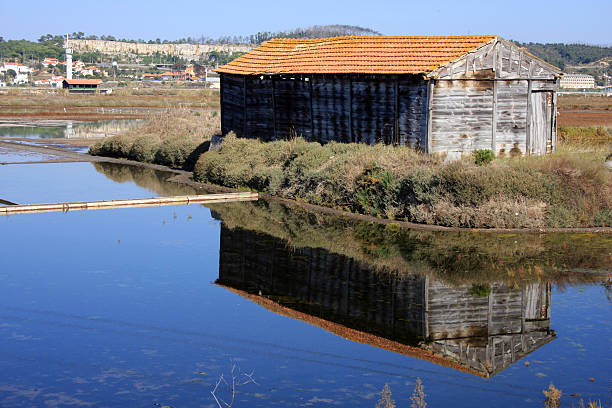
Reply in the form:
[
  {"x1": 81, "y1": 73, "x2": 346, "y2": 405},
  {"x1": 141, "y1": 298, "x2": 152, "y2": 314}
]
[
  {"x1": 514, "y1": 41, "x2": 612, "y2": 71},
  {"x1": 249, "y1": 25, "x2": 382, "y2": 43}
]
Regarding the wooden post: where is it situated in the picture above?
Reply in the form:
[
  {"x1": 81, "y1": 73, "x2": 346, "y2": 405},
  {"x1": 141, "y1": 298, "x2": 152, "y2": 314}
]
[{"x1": 426, "y1": 80, "x2": 434, "y2": 153}]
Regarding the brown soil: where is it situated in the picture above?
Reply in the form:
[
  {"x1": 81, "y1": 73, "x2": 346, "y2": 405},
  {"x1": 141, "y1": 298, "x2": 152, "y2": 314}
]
[{"x1": 558, "y1": 110, "x2": 612, "y2": 127}]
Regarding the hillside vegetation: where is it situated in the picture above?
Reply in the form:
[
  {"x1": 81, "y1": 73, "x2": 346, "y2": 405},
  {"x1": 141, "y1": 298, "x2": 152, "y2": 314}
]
[{"x1": 515, "y1": 41, "x2": 612, "y2": 70}]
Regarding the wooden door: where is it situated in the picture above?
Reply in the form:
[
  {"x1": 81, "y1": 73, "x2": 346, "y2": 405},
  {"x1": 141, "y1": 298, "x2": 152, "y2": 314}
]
[{"x1": 529, "y1": 91, "x2": 553, "y2": 155}]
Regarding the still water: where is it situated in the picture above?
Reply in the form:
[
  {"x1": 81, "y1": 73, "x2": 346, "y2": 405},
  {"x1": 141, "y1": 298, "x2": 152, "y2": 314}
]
[
  {"x1": 0, "y1": 120, "x2": 144, "y2": 140},
  {"x1": 0, "y1": 157, "x2": 610, "y2": 407}
]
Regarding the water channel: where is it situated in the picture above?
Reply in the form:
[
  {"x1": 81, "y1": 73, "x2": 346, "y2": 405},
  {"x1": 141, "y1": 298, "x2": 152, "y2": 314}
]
[{"x1": 0, "y1": 133, "x2": 610, "y2": 407}]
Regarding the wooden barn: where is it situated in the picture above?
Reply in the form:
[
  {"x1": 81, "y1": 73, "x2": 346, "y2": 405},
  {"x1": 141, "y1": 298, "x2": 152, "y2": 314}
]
[{"x1": 216, "y1": 35, "x2": 562, "y2": 155}]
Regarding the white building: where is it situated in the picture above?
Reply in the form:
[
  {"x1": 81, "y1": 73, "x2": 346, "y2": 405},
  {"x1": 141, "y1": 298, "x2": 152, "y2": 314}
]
[
  {"x1": 33, "y1": 76, "x2": 65, "y2": 88},
  {"x1": 0, "y1": 81, "x2": 6, "y2": 87},
  {"x1": 560, "y1": 73, "x2": 596, "y2": 89},
  {"x1": 42, "y1": 58, "x2": 59, "y2": 67},
  {"x1": 0, "y1": 62, "x2": 33, "y2": 84}
]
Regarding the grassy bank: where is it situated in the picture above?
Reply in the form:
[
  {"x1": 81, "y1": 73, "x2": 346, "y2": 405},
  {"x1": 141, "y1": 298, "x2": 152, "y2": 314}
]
[
  {"x1": 89, "y1": 109, "x2": 219, "y2": 170},
  {"x1": 195, "y1": 132, "x2": 612, "y2": 228},
  {"x1": 89, "y1": 108, "x2": 612, "y2": 228}
]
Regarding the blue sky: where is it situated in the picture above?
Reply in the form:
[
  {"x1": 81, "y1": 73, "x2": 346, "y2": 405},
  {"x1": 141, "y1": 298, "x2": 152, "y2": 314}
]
[{"x1": 1, "y1": 0, "x2": 610, "y2": 45}]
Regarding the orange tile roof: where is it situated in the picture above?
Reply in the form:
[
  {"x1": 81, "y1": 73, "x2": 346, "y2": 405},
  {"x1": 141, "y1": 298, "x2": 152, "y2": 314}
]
[
  {"x1": 216, "y1": 35, "x2": 497, "y2": 75},
  {"x1": 64, "y1": 79, "x2": 102, "y2": 85}
]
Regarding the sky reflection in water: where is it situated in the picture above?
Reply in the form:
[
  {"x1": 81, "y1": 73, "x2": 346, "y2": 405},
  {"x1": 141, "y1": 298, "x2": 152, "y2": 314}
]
[{"x1": 0, "y1": 158, "x2": 610, "y2": 407}]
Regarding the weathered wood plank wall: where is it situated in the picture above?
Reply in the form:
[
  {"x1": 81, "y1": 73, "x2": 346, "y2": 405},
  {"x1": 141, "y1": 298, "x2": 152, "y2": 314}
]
[
  {"x1": 221, "y1": 74, "x2": 428, "y2": 148},
  {"x1": 430, "y1": 80, "x2": 494, "y2": 153}
]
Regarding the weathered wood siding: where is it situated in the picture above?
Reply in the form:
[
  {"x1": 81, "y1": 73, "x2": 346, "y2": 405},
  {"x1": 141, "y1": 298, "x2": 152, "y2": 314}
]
[
  {"x1": 399, "y1": 77, "x2": 429, "y2": 149},
  {"x1": 221, "y1": 74, "x2": 428, "y2": 147},
  {"x1": 273, "y1": 77, "x2": 313, "y2": 140},
  {"x1": 430, "y1": 38, "x2": 559, "y2": 156},
  {"x1": 495, "y1": 80, "x2": 528, "y2": 154},
  {"x1": 245, "y1": 76, "x2": 274, "y2": 140},
  {"x1": 311, "y1": 76, "x2": 351, "y2": 143},
  {"x1": 220, "y1": 74, "x2": 245, "y2": 137},
  {"x1": 430, "y1": 80, "x2": 494, "y2": 153}
]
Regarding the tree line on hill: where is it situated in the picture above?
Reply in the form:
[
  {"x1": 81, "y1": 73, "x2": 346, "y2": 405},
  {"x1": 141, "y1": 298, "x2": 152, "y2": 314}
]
[
  {"x1": 1, "y1": 28, "x2": 610, "y2": 73},
  {"x1": 513, "y1": 41, "x2": 612, "y2": 70}
]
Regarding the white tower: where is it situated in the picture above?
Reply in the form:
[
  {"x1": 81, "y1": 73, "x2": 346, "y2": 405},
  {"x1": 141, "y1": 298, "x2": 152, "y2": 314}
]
[{"x1": 65, "y1": 34, "x2": 73, "y2": 80}]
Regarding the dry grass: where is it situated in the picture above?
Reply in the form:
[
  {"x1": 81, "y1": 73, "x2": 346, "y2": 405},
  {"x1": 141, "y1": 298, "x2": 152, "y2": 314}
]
[
  {"x1": 195, "y1": 133, "x2": 612, "y2": 228},
  {"x1": 0, "y1": 87, "x2": 219, "y2": 109},
  {"x1": 89, "y1": 109, "x2": 219, "y2": 170},
  {"x1": 558, "y1": 94, "x2": 612, "y2": 111},
  {"x1": 543, "y1": 384, "x2": 562, "y2": 408}
]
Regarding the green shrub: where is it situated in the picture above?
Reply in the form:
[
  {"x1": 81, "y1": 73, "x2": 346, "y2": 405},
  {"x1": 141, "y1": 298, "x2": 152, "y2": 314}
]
[
  {"x1": 89, "y1": 135, "x2": 133, "y2": 158},
  {"x1": 154, "y1": 137, "x2": 203, "y2": 169},
  {"x1": 593, "y1": 208, "x2": 612, "y2": 227},
  {"x1": 355, "y1": 163, "x2": 397, "y2": 217},
  {"x1": 469, "y1": 284, "x2": 491, "y2": 298},
  {"x1": 473, "y1": 149, "x2": 495, "y2": 166},
  {"x1": 128, "y1": 135, "x2": 160, "y2": 162}
]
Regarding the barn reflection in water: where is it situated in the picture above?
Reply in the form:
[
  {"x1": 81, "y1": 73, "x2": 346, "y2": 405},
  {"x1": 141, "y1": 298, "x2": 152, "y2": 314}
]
[{"x1": 216, "y1": 225, "x2": 554, "y2": 378}]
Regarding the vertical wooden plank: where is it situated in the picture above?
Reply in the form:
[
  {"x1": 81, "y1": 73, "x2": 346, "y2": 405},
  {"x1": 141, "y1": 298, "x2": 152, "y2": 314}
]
[
  {"x1": 348, "y1": 76, "x2": 353, "y2": 143},
  {"x1": 308, "y1": 77, "x2": 314, "y2": 142},
  {"x1": 271, "y1": 76, "x2": 277, "y2": 141},
  {"x1": 520, "y1": 286, "x2": 526, "y2": 332},
  {"x1": 526, "y1": 79, "x2": 533, "y2": 155},
  {"x1": 394, "y1": 76, "x2": 399, "y2": 145},
  {"x1": 492, "y1": 79, "x2": 498, "y2": 152},
  {"x1": 423, "y1": 275, "x2": 429, "y2": 340},
  {"x1": 491, "y1": 340, "x2": 496, "y2": 372},
  {"x1": 487, "y1": 289, "x2": 493, "y2": 337},
  {"x1": 551, "y1": 90, "x2": 558, "y2": 152},
  {"x1": 426, "y1": 80, "x2": 434, "y2": 153},
  {"x1": 492, "y1": 41, "x2": 498, "y2": 73},
  {"x1": 243, "y1": 76, "x2": 247, "y2": 137},
  {"x1": 220, "y1": 74, "x2": 225, "y2": 135}
]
